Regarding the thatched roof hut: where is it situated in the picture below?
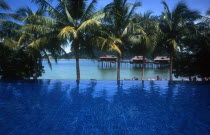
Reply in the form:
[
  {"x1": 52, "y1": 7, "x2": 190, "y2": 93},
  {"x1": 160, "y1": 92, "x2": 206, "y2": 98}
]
[
  {"x1": 154, "y1": 56, "x2": 170, "y2": 63},
  {"x1": 99, "y1": 54, "x2": 117, "y2": 61},
  {"x1": 131, "y1": 56, "x2": 149, "y2": 63}
]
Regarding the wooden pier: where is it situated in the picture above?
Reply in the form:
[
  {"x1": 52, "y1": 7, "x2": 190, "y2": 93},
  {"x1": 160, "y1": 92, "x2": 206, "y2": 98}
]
[{"x1": 98, "y1": 55, "x2": 170, "y2": 69}]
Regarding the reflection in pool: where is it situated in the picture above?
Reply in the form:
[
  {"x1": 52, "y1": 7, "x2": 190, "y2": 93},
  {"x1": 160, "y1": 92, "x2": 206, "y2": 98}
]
[{"x1": 0, "y1": 80, "x2": 209, "y2": 135}]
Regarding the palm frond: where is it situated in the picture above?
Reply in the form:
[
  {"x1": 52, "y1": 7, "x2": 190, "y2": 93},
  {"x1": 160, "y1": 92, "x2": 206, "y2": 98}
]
[
  {"x1": 23, "y1": 24, "x2": 55, "y2": 35},
  {"x1": 24, "y1": 15, "x2": 59, "y2": 26},
  {"x1": 62, "y1": 0, "x2": 74, "y2": 25},
  {"x1": 31, "y1": 0, "x2": 67, "y2": 24},
  {"x1": 16, "y1": 7, "x2": 34, "y2": 18},
  {"x1": 81, "y1": 0, "x2": 97, "y2": 22},
  {"x1": 58, "y1": 26, "x2": 77, "y2": 39},
  {"x1": 0, "y1": 19, "x2": 23, "y2": 37},
  {"x1": 170, "y1": 39, "x2": 178, "y2": 49},
  {"x1": 89, "y1": 9, "x2": 105, "y2": 21},
  {"x1": 0, "y1": 19, "x2": 22, "y2": 30},
  {"x1": 15, "y1": 7, "x2": 47, "y2": 22},
  {"x1": 0, "y1": 0, "x2": 10, "y2": 10},
  {"x1": 166, "y1": 39, "x2": 178, "y2": 50},
  {"x1": 43, "y1": 49, "x2": 52, "y2": 70},
  {"x1": 145, "y1": 36, "x2": 154, "y2": 50},
  {"x1": 95, "y1": 36, "x2": 122, "y2": 55},
  {"x1": 121, "y1": 21, "x2": 134, "y2": 37},
  {"x1": 136, "y1": 29, "x2": 146, "y2": 35},
  {"x1": 109, "y1": 43, "x2": 121, "y2": 55},
  {"x1": 17, "y1": 34, "x2": 27, "y2": 47},
  {"x1": 109, "y1": 36, "x2": 122, "y2": 45},
  {"x1": 36, "y1": 7, "x2": 47, "y2": 16},
  {"x1": 29, "y1": 37, "x2": 47, "y2": 49},
  {"x1": 77, "y1": 19, "x2": 100, "y2": 33},
  {"x1": 0, "y1": 13, "x2": 18, "y2": 21},
  {"x1": 31, "y1": 0, "x2": 53, "y2": 9},
  {"x1": 3, "y1": 37, "x2": 18, "y2": 49},
  {"x1": 65, "y1": 0, "x2": 87, "y2": 19},
  {"x1": 161, "y1": 0, "x2": 171, "y2": 20},
  {"x1": 126, "y1": 1, "x2": 141, "y2": 22}
]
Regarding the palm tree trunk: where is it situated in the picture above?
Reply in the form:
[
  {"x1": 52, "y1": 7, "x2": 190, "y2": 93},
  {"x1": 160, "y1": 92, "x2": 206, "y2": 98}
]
[
  {"x1": 117, "y1": 54, "x2": 121, "y2": 81},
  {"x1": 142, "y1": 55, "x2": 145, "y2": 80},
  {"x1": 74, "y1": 39, "x2": 80, "y2": 81},
  {"x1": 33, "y1": 57, "x2": 38, "y2": 80},
  {"x1": 169, "y1": 50, "x2": 173, "y2": 81}
]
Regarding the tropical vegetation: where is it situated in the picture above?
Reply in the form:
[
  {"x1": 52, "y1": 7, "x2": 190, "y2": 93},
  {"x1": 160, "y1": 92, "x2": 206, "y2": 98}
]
[
  {"x1": 0, "y1": 0, "x2": 209, "y2": 80},
  {"x1": 95, "y1": 0, "x2": 141, "y2": 81},
  {"x1": 31, "y1": 0, "x2": 101, "y2": 81},
  {"x1": 159, "y1": 1, "x2": 201, "y2": 80},
  {"x1": 129, "y1": 11, "x2": 159, "y2": 80}
]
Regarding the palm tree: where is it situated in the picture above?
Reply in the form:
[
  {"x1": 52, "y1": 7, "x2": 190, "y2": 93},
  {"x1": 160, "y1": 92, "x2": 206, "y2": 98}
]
[
  {"x1": 16, "y1": 7, "x2": 48, "y2": 80},
  {"x1": 14, "y1": 7, "x2": 67, "y2": 79},
  {"x1": 159, "y1": 1, "x2": 200, "y2": 81},
  {"x1": 31, "y1": 0, "x2": 101, "y2": 81},
  {"x1": 98, "y1": 0, "x2": 141, "y2": 81},
  {"x1": 130, "y1": 11, "x2": 158, "y2": 80},
  {"x1": 2, "y1": 5, "x2": 67, "y2": 79}
]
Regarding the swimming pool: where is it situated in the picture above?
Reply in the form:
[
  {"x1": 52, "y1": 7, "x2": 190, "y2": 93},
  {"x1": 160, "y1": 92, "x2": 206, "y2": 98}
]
[{"x1": 0, "y1": 80, "x2": 209, "y2": 135}]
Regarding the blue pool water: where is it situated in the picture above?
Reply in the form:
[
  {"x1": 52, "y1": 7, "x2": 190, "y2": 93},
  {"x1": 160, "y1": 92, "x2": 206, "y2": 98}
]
[{"x1": 0, "y1": 80, "x2": 209, "y2": 135}]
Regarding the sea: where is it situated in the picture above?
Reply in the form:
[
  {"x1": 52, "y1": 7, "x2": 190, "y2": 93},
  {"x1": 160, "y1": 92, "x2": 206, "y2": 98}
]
[{"x1": 40, "y1": 59, "x2": 172, "y2": 80}]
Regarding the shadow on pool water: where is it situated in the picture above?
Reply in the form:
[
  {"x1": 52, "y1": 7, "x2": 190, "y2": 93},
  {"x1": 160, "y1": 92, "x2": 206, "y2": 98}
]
[{"x1": 0, "y1": 80, "x2": 210, "y2": 135}]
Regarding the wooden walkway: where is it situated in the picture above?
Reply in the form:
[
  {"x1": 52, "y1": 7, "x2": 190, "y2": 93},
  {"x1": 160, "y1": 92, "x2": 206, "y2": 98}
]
[{"x1": 98, "y1": 60, "x2": 169, "y2": 69}]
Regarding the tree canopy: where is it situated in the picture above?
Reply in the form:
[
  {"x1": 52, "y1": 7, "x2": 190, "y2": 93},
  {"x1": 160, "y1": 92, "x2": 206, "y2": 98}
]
[{"x1": 0, "y1": 0, "x2": 209, "y2": 80}]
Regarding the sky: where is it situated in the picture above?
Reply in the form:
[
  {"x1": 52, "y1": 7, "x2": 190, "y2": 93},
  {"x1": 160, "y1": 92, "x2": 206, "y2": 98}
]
[
  {"x1": 5, "y1": 0, "x2": 210, "y2": 52},
  {"x1": 7, "y1": 0, "x2": 210, "y2": 15}
]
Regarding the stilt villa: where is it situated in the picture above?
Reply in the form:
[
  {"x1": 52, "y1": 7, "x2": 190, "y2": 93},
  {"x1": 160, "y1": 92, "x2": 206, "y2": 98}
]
[{"x1": 98, "y1": 54, "x2": 117, "y2": 67}]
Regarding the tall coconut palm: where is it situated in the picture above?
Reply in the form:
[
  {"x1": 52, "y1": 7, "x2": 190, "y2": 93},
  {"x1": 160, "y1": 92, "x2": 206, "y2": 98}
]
[
  {"x1": 130, "y1": 11, "x2": 158, "y2": 80},
  {"x1": 98, "y1": 0, "x2": 141, "y2": 81},
  {"x1": 14, "y1": 7, "x2": 67, "y2": 79},
  {"x1": 159, "y1": 1, "x2": 200, "y2": 81},
  {"x1": 31, "y1": 0, "x2": 101, "y2": 81}
]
